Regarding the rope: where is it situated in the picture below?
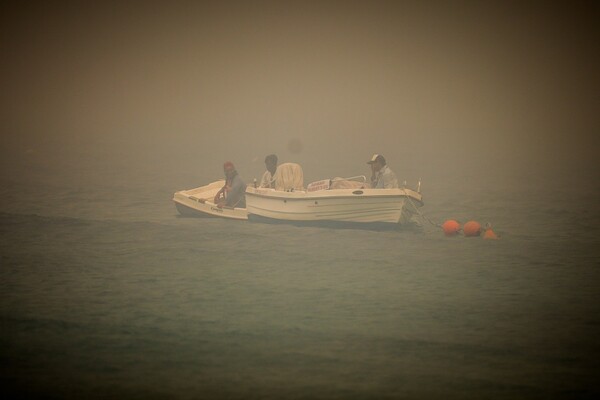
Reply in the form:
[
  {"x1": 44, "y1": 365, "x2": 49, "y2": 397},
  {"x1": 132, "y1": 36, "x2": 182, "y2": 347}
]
[{"x1": 403, "y1": 190, "x2": 441, "y2": 228}]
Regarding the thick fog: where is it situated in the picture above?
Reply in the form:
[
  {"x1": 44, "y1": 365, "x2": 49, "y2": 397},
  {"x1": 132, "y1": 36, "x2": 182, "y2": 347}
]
[{"x1": 1, "y1": 2, "x2": 598, "y2": 193}]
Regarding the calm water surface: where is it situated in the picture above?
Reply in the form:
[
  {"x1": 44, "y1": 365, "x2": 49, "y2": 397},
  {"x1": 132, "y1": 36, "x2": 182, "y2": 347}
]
[{"x1": 1, "y1": 159, "x2": 599, "y2": 399}]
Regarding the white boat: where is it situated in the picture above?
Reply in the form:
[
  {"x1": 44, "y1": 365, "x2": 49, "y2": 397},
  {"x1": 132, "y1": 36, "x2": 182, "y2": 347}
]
[
  {"x1": 173, "y1": 180, "x2": 247, "y2": 220},
  {"x1": 245, "y1": 176, "x2": 424, "y2": 228}
]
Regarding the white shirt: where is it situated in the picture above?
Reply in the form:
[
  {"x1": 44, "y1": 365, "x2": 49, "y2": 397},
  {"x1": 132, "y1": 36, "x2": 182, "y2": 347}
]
[
  {"x1": 259, "y1": 169, "x2": 275, "y2": 188},
  {"x1": 371, "y1": 165, "x2": 399, "y2": 189}
]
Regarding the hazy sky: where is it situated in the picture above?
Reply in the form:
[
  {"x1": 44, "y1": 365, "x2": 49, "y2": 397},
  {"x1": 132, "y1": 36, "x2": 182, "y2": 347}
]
[{"x1": 1, "y1": 1, "x2": 598, "y2": 186}]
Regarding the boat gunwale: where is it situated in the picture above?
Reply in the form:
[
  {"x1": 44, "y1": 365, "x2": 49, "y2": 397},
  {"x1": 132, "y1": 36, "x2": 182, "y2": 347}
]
[{"x1": 245, "y1": 188, "x2": 423, "y2": 206}]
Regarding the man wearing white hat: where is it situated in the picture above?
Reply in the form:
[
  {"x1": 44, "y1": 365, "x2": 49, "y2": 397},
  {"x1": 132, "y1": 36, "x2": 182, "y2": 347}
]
[{"x1": 367, "y1": 154, "x2": 399, "y2": 189}]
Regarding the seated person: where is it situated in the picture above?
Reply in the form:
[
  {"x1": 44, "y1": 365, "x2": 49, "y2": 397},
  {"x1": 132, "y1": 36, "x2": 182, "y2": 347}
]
[
  {"x1": 259, "y1": 154, "x2": 278, "y2": 188},
  {"x1": 367, "y1": 154, "x2": 398, "y2": 189},
  {"x1": 214, "y1": 161, "x2": 246, "y2": 208}
]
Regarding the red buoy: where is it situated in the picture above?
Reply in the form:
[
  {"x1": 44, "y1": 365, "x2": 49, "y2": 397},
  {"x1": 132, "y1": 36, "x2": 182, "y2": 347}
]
[
  {"x1": 483, "y1": 223, "x2": 498, "y2": 240},
  {"x1": 463, "y1": 220, "x2": 482, "y2": 237},
  {"x1": 442, "y1": 220, "x2": 461, "y2": 236}
]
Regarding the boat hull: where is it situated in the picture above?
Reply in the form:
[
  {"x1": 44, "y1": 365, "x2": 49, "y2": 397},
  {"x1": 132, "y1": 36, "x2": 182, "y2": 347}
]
[
  {"x1": 245, "y1": 187, "x2": 423, "y2": 226},
  {"x1": 173, "y1": 180, "x2": 248, "y2": 220}
]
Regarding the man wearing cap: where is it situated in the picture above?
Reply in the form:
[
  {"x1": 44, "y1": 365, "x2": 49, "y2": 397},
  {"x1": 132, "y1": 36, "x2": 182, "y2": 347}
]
[
  {"x1": 214, "y1": 161, "x2": 246, "y2": 208},
  {"x1": 259, "y1": 154, "x2": 278, "y2": 188},
  {"x1": 367, "y1": 154, "x2": 399, "y2": 189}
]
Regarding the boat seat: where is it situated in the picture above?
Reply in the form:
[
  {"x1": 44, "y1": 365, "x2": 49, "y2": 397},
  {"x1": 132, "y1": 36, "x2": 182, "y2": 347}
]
[{"x1": 273, "y1": 163, "x2": 304, "y2": 191}]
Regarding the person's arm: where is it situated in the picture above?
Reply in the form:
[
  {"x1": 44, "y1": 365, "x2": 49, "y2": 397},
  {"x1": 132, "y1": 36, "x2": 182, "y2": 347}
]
[
  {"x1": 371, "y1": 174, "x2": 378, "y2": 188},
  {"x1": 214, "y1": 186, "x2": 226, "y2": 204}
]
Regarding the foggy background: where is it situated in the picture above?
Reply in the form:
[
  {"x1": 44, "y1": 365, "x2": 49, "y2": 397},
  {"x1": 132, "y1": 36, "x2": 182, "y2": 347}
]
[{"x1": 1, "y1": 1, "x2": 598, "y2": 198}]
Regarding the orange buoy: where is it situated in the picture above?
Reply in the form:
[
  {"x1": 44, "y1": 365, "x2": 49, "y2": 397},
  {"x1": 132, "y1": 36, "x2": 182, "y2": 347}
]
[
  {"x1": 463, "y1": 220, "x2": 482, "y2": 237},
  {"x1": 483, "y1": 223, "x2": 498, "y2": 240},
  {"x1": 442, "y1": 220, "x2": 461, "y2": 236}
]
